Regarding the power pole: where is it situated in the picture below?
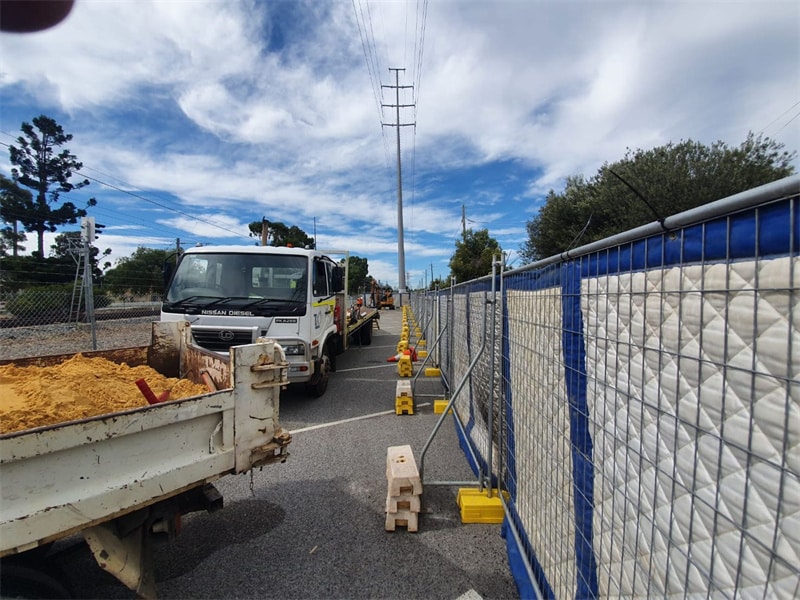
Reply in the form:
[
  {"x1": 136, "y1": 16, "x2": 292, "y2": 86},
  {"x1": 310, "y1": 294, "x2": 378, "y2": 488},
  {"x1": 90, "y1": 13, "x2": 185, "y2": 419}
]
[
  {"x1": 80, "y1": 217, "x2": 97, "y2": 350},
  {"x1": 462, "y1": 204, "x2": 466, "y2": 237},
  {"x1": 261, "y1": 217, "x2": 269, "y2": 247},
  {"x1": 382, "y1": 67, "x2": 415, "y2": 294}
]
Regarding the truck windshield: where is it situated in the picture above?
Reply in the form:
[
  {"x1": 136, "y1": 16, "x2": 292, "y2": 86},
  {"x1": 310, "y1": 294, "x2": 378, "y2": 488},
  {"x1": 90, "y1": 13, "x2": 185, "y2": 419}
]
[{"x1": 163, "y1": 253, "x2": 308, "y2": 312}]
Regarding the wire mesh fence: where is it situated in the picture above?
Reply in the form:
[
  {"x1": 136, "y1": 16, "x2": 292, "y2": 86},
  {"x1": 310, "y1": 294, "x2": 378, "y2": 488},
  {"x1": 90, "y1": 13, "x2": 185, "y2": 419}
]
[
  {"x1": 412, "y1": 175, "x2": 799, "y2": 599},
  {"x1": 0, "y1": 287, "x2": 160, "y2": 361}
]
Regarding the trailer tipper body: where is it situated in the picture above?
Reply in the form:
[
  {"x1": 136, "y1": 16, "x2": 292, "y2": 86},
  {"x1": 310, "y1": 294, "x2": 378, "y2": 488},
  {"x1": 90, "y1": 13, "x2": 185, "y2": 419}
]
[
  {"x1": 161, "y1": 245, "x2": 379, "y2": 396},
  {"x1": 0, "y1": 321, "x2": 290, "y2": 598}
]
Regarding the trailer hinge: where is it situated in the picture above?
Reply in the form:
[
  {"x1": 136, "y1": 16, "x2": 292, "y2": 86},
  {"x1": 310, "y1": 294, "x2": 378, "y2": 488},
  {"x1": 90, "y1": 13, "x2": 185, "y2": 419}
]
[{"x1": 249, "y1": 429, "x2": 292, "y2": 467}]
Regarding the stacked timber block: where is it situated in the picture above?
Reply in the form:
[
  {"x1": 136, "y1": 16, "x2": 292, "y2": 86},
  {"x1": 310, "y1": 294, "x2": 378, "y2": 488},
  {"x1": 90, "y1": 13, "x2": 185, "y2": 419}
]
[
  {"x1": 395, "y1": 380, "x2": 414, "y2": 415},
  {"x1": 385, "y1": 445, "x2": 422, "y2": 532}
]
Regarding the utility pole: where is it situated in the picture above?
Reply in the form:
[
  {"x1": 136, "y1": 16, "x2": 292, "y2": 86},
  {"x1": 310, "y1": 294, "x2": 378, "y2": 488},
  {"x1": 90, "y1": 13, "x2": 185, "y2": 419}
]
[
  {"x1": 382, "y1": 67, "x2": 415, "y2": 294},
  {"x1": 462, "y1": 204, "x2": 466, "y2": 237},
  {"x1": 80, "y1": 217, "x2": 97, "y2": 350},
  {"x1": 261, "y1": 217, "x2": 269, "y2": 247}
]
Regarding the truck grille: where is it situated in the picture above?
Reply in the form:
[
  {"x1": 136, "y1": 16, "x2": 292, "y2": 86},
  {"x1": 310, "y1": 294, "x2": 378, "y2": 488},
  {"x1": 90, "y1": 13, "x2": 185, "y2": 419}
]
[{"x1": 191, "y1": 328, "x2": 255, "y2": 351}]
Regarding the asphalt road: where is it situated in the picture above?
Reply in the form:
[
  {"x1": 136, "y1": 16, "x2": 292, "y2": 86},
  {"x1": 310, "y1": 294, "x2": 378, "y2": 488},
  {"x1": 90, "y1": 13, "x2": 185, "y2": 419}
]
[{"x1": 50, "y1": 308, "x2": 519, "y2": 599}]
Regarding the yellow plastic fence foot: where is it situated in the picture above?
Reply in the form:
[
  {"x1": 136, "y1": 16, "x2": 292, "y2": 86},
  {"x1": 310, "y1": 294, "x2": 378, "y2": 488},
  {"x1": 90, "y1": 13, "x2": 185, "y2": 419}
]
[
  {"x1": 433, "y1": 399, "x2": 451, "y2": 414},
  {"x1": 456, "y1": 488, "x2": 509, "y2": 524}
]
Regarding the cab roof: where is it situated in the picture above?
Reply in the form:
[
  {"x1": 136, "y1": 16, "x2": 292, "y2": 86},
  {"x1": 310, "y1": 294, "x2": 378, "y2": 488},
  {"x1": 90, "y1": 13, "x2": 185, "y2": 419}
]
[{"x1": 183, "y1": 245, "x2": 321, "y2": 257}]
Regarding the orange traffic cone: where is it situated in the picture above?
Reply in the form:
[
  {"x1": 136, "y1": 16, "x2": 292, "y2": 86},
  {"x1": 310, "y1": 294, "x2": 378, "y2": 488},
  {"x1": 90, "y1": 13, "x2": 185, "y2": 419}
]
[{"x1": 387, "y1": 353, "x2": 403, "y2": 362}]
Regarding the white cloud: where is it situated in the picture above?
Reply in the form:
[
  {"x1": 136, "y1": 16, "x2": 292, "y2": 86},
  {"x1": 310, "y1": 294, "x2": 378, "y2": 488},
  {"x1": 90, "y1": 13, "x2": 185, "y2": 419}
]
[{"x1": 2, "y1": 0, "x2": 797, "y2": 288}]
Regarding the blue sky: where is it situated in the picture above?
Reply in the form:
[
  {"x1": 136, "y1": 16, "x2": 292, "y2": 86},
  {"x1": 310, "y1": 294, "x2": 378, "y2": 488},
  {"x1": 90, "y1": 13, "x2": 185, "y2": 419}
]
[{"x1": 1, "y1": 0, "x2": 798, "y2": 290}]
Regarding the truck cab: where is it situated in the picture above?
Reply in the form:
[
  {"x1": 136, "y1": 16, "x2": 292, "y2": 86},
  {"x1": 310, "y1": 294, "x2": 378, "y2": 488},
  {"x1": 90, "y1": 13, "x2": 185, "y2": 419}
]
[{"x1": 161, "y1": 245, "x2": 346, "y2": 396}]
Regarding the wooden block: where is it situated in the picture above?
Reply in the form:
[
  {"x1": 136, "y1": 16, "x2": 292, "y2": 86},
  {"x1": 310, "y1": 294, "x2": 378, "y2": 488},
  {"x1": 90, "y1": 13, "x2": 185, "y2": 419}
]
[
  {"x1": 386, "y1": 492, "x2": 421, "y2": 514},
  {"x1": 385, "y1": 509, "x2": 418, "y2": 532},
  {"x1": 386, "y1": 445, "x2": 422, "y2": 496}
]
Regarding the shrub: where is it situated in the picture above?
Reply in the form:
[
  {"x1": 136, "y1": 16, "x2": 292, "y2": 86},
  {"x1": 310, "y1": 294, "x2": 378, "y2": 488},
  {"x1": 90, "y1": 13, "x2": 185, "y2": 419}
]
[{"x1": 6, "y1": 285, "x2": 112, "y2": 322}]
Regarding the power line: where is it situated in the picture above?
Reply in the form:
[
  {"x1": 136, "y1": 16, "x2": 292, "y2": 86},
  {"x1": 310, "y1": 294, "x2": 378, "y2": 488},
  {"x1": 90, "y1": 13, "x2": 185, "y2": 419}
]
[
  {"x1": 770, "y1": 109, "x2": 800, "y2": 137},
  {"x1": 0, "y1": 138, "x2": 251, "y2": 241},
  {"x1": 76, "y1": 171, "x2": 248, "y2": 239},
  {"x1": 352, "y1": 0, "x2": 396, "y2": 178},
  {"x1": 757, "y1": 100, "x2": 800, "y2": 137}
]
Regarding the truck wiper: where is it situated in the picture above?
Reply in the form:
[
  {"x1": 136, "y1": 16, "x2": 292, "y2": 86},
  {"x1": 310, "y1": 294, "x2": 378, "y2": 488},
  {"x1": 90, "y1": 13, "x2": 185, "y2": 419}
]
[
  {"x1": 164, "y1": 296, "x2": 217, "y2": 310},
  {"x1": 240, "y1": 298, "x2": 305, "y2": 310},
  {"x1": 200, "y1": 297, "x2": 237, "y2": 309}
]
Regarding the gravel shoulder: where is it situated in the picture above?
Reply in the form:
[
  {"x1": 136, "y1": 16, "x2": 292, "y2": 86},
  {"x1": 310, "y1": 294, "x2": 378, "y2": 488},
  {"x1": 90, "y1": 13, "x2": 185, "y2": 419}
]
[{"x1": 0, "y1": 318, "x2": 155, "y2": 362}]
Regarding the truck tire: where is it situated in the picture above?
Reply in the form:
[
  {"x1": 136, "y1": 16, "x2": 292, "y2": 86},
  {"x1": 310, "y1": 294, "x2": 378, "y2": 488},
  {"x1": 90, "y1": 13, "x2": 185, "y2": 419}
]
[
  {"x1": 306, "y1": 344, "x2": 331, "y2": 397},
  {"x1": 0, "y1": 562, "x2": 73, "y2": 598},
  {"x1": 359, "y1": 320, "x2": 373, "y2": 345}
]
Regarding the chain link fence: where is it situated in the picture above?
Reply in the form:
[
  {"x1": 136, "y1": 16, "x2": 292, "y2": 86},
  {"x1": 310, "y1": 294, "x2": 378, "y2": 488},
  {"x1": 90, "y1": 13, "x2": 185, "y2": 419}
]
[{"x1": 0, "y1": 287, "x2": 160, "y2": 361}]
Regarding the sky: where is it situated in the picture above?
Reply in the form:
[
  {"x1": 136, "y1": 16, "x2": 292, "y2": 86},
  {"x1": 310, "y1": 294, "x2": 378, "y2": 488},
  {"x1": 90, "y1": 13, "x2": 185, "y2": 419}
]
[{"x1": 0, "y1": 0, "x2": 798, "y2": 291}]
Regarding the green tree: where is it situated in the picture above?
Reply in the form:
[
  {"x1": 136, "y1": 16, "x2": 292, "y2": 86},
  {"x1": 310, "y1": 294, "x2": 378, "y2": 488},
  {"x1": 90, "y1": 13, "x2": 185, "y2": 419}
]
[
  {"x1": 0, "y1": 255, "x2": 70, "y2": 290},
  {"x1": 0, "y1": 174, "x2": 31, "y2": 257},
  {"x1": 8, "y1": 115, "x2": 96, "y2": 257},
  {"x1": 0, "y1": 230, "x2": 111, "y2": 290},
  {"x1": 248, "y1": 219, "x2": 314, "y2": 248},
  {"x1": 347, "y1": 255, "x2": 369, "y2": 294},
  {"x1": 104, "y1": 247, "x2": 171, "y2": 296},
  {"x1": 428, "y1": 276, "x2": 452, "y2": 290},
  {"x1": 449, "y1": 228, "x2": 502, "y2": 283},
  {"x1": 520, "y1": 133, "x2": 796, "y2": 263}
]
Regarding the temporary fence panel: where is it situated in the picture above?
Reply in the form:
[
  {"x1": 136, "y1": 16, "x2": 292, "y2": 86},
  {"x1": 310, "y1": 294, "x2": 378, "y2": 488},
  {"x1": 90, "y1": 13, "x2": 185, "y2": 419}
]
[{"x1": 414, "y1": 175, "x2": 799, "y2": 599}]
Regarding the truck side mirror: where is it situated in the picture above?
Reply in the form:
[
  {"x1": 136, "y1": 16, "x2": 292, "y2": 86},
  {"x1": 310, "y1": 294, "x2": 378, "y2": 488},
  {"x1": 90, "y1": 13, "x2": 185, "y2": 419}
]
[
  {"x1": 163, "y1": 252, "x2": 179, "y2": 292},
  {"x1": 163, "y1": 260, "x2": 174, "y2": 291},
  {"x1": 332, "y1": 266, "x2": 345, "y2": 293}
]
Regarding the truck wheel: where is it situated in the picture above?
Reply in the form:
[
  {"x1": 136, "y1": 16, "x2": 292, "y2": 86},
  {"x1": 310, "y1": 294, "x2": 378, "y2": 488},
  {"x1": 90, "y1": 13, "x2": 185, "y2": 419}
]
[
  {"x1": 0, "y1": 562, "x2": 73, "y2": 598},
  {"x1": 359, "y1": 321, "x2": 372, "y2": 345},
  {"x1": 306, "y1": 344, "x2": 331, "y2": 397}
]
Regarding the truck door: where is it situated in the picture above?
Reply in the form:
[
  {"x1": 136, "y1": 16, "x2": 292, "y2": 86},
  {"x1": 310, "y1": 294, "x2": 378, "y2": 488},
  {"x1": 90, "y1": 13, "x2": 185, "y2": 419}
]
[{"x1": 312, "y1": 258, "x2": 336, "y2": 341}]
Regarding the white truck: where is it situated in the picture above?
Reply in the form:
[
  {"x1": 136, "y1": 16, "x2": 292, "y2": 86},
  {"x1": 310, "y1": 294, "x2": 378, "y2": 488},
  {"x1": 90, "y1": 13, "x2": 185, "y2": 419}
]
[
  {"x1": 160, "y1": 245, "x2": 379, "y2": 397},
  {"x1": 0, "y1": 321, "x2": 291, "y2": 598}
]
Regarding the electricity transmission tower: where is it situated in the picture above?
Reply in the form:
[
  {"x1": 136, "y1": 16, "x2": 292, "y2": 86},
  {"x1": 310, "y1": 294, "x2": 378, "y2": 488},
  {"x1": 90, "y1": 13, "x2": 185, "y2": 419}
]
[{"x1": 381, "y1": 67, "x2": 415, "y2": 294}]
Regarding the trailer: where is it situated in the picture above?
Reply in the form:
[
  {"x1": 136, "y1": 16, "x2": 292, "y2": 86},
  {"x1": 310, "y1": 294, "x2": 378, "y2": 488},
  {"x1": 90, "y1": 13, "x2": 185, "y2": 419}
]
[{"x1": 0, "y1": 321, "x2": 291, "y2": 598}]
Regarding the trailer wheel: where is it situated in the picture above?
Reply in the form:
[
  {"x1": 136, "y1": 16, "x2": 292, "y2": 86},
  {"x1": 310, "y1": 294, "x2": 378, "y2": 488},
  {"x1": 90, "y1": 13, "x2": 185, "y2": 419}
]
[
  {"x1": 306, "y1": 344, "x2": 331, "y2": 397},
  {"x1": 0, "y1": 562, "x2": 73, "y2": 598}
]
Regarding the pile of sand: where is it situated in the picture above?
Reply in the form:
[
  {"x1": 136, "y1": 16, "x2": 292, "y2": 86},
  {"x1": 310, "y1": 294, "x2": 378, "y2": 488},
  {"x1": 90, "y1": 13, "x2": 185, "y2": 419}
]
[{"x1": 0, "y1": 354, "x2": 210, "y2": 435}]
